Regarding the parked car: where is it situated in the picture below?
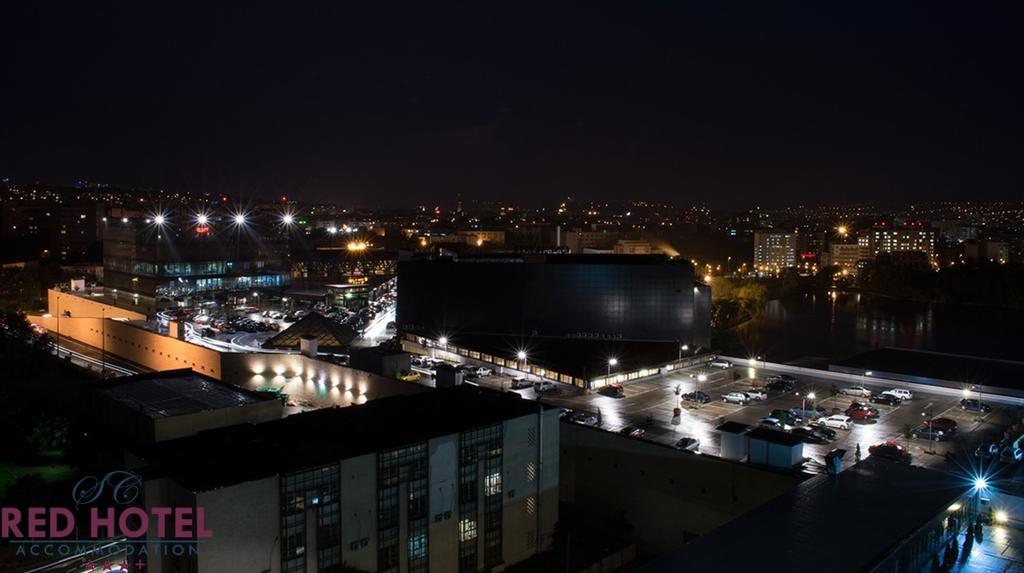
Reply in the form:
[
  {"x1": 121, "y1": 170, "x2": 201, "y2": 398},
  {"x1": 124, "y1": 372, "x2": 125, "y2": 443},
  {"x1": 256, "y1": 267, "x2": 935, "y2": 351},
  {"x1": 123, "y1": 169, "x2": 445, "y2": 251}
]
[
  {"x1": 790, "y1": 426, "x2": 830, "y2": 444},
  {"x1": 869, "y1": 393, "x2": 902, "y2": 406},
  {"x1": 911, "y1": 426, "x2": 950, "y2": 441},
  {"x1": 789, "y1": 407, "x2": 820, "y2": 421},
  {"x1": 533, "y1": 381, "x2": 556, "y2": 393},
  {"x1": 709, "y1": 359, "x2": 733, "y2": 369},
  {"x1": 923, "y1": 418, "x2": 958, "y2": 433},
  {"x1": 1000, "y1": 446, "x2": 1023, "y2": 463},
  {"x1": 766, "y1": 374, "x2": 797, "y2": 384},
  {"x1": 509, "y1": 376, "x2": 531, "y2": 389},
  {"x1": 682, "y1": 391, "x2": 712, "y2": 404},
  {"x1": 960, "y1": 399, "x2": 992, "y2": 413},
  {"x1": 975, "y1": 443, "x2": 1000, "y2": 460},
  {"x1": 619, "y1": 426, "x2": 646, "y2": 438},
  {"x1": 758, "y1": 417, "x2": 791, "y2": 431},
  {"x1": 722, "y1": 392, "x2": 750, "y2": 404},
  {"x1": 744, "y1": 388, "x2": 768, "y2": 401},
  {"x1": 882, "y1": 388, "x2": 914, "y2": 401},
  {"x1": 474, "y1": 366, "x2": 493, "y2": 377},
  {"x1": 845, "y1": 405, "x2": 880, "y2": 420},
  {"x1": 840, "y1": 386, "x2": 872, "y2": 397},
  {"x1": 675, "y1": 437, "x2": 700, "y2": 452},
  {"x1": 765, "y1": 379, "x2": 795, "y2": 392},
  {"x1": 869, "y1": 440, "x2": 911, "y2": 462},
  {"x1": 817, "y1": 415, "x2": 853, "y2": 430},
  {"x1": 600, "y1": 382, "x2": 625, "y2": 398},
  {"x1": 568, "y1": 411, "x2": 599, "y2": 426},
  {"x1": 770, "y1": 409, "x2": 802, "y2": 426}
]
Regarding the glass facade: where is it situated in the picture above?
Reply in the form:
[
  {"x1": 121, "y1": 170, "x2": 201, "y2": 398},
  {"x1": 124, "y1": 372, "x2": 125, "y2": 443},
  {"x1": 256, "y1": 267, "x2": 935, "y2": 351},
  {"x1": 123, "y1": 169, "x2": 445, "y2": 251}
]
[
  {"x1": 280, "y1": 464, "x2": 341, "y2": 573},
  {"x1": 398, "y1": 254, "x2": 707, "y2": 347},
  {"x1": 378, "y1": 443, "x2": 429, "y2": 573},
  {"x1": 458, "y1": 424, "x2": 504, "y2": 572}
]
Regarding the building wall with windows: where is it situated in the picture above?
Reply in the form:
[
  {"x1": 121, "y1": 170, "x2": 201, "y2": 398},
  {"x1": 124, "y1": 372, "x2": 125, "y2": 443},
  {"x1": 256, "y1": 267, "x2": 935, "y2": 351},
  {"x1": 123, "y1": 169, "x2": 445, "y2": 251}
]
[
  {"x1": 144, "y1": 405, "x2": 559, "y2": 573},
  {"x1": 753, "y1": 230, "x2": 798, "y2": 272}
]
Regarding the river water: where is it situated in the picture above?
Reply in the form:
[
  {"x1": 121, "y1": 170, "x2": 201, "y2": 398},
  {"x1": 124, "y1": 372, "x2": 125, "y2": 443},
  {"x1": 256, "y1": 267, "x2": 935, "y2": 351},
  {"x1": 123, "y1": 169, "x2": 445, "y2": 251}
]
[{"x1": 735, "y1": 292, "x2": 1023, "y2": 364}]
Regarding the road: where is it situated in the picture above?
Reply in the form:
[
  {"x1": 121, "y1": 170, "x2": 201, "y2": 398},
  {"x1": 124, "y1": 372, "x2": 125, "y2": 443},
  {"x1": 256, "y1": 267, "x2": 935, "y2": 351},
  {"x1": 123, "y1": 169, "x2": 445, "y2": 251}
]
[{"x1": 468, "y1": 364, "x2": 1017, "y2": 474}]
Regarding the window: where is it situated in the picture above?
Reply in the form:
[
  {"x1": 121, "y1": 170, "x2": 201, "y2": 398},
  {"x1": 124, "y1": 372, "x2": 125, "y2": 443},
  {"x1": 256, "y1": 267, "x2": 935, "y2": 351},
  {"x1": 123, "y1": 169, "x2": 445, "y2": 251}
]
[
  {"x1": 526, "y1": 462, "x2": 537, "y2": 482},
  {"x1": 526, "y1": 496, "x2": 537, "y2": 515},
  {"x1": 459, "y1": 519, "x2": 477, "y2": 542},
  {"x1": 484, "y1": 472, "x2": 502, "y2": 496},
  {"x1": 409, "y1": 533, "x2": 427, "y2": 560}
]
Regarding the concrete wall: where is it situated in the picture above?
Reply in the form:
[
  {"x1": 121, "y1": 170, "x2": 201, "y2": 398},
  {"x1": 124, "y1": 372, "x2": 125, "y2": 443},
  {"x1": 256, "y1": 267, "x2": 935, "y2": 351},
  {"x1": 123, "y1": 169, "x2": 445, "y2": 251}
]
[
  {"x1": 503, "y1": 409, "x2": 561, "y2": 564},
  {"x1": 428, "y1": 435, "x2": 459, "y2": 571},
  {"x1": 560, "y1": 423, "x2": 802, "y2": 558},
  {"x1": 197, "y1": 476, "x2": 281, "y2": 573},
  {"x1": 31, "y1": 314, "x2": 224, "y2": 378},
  {"x1": 340, "y1": 454, "x2": 378, "y2": 572}
]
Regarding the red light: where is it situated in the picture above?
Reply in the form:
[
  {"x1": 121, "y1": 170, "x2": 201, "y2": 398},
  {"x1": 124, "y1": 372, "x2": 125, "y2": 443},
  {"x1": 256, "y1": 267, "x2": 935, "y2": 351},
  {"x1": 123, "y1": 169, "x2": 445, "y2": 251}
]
[
  {"x1": 280, "y1": 194, "x2": 288, "y2": 202},
  {"x1": 220, "y1": 195, "x2": 228, "y2": 203},
  {"x1": 196, "y1": 226, "x2": 210, "y2": 235}
]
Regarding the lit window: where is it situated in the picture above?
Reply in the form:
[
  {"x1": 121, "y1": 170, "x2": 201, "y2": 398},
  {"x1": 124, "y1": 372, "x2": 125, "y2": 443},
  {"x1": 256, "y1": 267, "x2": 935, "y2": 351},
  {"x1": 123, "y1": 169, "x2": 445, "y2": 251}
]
[
  {"x1": 485, "y1": 472, "x2": 502, "y2": 496},
  {"x1": 409, "y1": 533, "x2": 427, "y2": 559},
  {"x1": 459, "y1": 519, "x2": 477, "y2": 542}
]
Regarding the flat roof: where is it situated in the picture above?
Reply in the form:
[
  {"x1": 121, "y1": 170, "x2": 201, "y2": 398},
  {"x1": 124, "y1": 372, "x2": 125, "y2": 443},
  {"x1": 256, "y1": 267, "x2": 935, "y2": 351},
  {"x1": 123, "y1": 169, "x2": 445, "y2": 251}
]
[
  {"x1": 833, "y1": 347, "x2": 1024, "y2": 391},
  {"x1": 639, "y1": 456, "x2": 967, "y2": 573},
  {"x1": 421, "y1": 333, "x2": 680, "y2": 380},
  {"x1": 94, "y1": 369, "x2": 271, "y2": 419},
  {"x1": 746, "y1": 427, "x2": 805, "y2": 447},
  {"x1": 141, "y1": 385, "x2": 546, "y2": 492}
]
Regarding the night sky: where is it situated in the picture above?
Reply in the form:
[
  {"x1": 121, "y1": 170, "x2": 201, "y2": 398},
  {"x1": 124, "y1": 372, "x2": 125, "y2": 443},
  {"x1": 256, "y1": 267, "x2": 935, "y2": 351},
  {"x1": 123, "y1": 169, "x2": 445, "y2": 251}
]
[{"x1": 2, "y1": 3, "x2": 1022, "y2": 207}]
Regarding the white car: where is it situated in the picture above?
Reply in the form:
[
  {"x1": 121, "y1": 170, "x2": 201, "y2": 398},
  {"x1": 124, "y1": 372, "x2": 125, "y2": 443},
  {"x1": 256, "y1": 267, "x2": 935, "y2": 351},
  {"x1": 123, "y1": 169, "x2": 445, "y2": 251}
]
[
  {"x1": 882, "y1": 389, "x2": 913, "y2": 401},
  {"x1": 722, "y1": 392, "x2": 750, "y2": 404},
  {"x1": 744, "y1": 389, "x2": 768, "y2": 400},
  {"x1": 474, "y1": 367, "x2": 493, "y2": 376},
  {"x1": 534, "y1": 381, "x2": 556, "y2": 393},
  {"x1": 840, "y1": 386, "x2": 872, "y2": 397},
  {"x1": 710, "y1": 359, "x2": 733, "y2": 369},
  {"x1": 817, "y1": 415, "x2": 853, "y2": 430}
]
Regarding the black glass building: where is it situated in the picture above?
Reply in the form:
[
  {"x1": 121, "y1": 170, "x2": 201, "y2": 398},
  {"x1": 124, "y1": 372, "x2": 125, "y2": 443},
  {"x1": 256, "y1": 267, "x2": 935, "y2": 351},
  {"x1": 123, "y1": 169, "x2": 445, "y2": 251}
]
[{"x1": 397, "y1": 253, "x2": 710, "y2": 348}]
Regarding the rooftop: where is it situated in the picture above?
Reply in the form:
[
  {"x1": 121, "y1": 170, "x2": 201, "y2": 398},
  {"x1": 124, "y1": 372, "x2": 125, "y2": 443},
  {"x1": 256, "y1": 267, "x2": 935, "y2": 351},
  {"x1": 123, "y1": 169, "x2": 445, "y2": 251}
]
[
  {"x1": 640, "y1": 456, "x2": 969, "y2": 573},
  {"x1": 93, "y1": 369, "x2": 272, "y2": 419},
  {"x1": 745, "y1": 427, "x2": 805, "y2": 447},
  {"x1": 833, "y1": 347, "x2": 1024, "y2": 391},
  {"x1": 142, "y1": 385, "x2": 545, "y2": 492}
]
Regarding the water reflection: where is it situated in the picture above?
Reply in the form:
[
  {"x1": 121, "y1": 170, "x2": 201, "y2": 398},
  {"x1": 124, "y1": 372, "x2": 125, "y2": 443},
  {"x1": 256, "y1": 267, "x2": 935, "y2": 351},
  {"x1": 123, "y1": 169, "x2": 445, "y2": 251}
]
[{"x1": 737, "y1": 292, "x2": 1021, "y2": 362}]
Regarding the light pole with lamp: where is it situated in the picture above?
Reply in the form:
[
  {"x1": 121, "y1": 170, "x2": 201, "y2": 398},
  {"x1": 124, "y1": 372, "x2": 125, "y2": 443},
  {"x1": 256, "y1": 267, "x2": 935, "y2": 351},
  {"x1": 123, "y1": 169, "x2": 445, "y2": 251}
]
[
  {"x1": 607, "y1": 357, "x2": 618, "y2": 380},
  {"x1": 517, "y1": 350, "x2": 528, "y2": 381},
  {"x1": 678, "y1": 344, "x2": 689, "y2": 364}
]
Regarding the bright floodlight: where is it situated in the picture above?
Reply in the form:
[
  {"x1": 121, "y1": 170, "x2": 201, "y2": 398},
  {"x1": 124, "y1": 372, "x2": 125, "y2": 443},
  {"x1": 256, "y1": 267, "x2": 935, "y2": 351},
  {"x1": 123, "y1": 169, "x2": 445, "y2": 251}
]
[
  {"x1": 282, "y1": 213, "x2": 294, "y2": 225},
  {"x1": 609, "y1": 358, "x2": 618, "y2": 366},
  {"x1": 153, "y1": 214, "x2": 166, "y2": 226},
  {"x1": 438, "y1": 336, "x2": 448, "y2": 346},
  {"x1": 681, "y1": 344, "x2": 689, "y2": 351},
  {"x1": 234, "y1": 213, "x2": 247, "y2": 225},
  {"x1": 974, "y1": 477, "x2": 988, "y2": 490},
  {"x1": 196, "y1": 213, "x2": 209, "y2": 225},
  {"x1": 517, "y1": 351, "x2": 527, "y2": 360},
  {"x1": 808, "y1": 392, "x2": 816, "y2": 400}
]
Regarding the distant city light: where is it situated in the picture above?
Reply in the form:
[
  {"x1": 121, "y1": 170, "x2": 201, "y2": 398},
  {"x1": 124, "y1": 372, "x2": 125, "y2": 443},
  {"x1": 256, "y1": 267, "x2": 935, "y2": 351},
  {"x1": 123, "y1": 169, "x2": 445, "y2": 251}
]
[
  {"x1": 234, "y1": 213, "x2": 247, "y2": 225},
  {"x1": 196, "y1": 213, "x2": 209, "y2": 226},
  {"x1": 282, "y1": 213, "x2": 294, "y2": 225},
  {"x1": 121, "y1": 217, "x2": 128, "y2": 223},
  {"x1": 328, "y1": 227, "x2": 338, "y2": 234},
  {"x1": 153, "y1": 214, "x2": 166, "y2": 226},
  {"x1": 347, "y1": 241, "x2": 368, "y2": 251}
]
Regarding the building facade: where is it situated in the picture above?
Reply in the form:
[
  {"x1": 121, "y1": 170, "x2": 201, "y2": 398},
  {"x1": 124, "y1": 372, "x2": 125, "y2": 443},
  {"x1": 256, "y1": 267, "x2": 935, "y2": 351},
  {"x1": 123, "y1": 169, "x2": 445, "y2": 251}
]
[
  {"x1": 142, "y1": 387, "x2": 559, "y2": 573},
  {"x1": 753, "y1": 230, "x2": 798, "y2": 273},
  {"x1": 398, "y1": 253, "x2": 710, "y2": 347}
]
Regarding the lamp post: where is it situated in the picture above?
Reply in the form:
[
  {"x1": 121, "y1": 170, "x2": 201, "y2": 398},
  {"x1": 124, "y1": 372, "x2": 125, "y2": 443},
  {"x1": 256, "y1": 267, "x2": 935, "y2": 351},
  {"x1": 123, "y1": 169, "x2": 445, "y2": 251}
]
[
  {"x1": 607, "y1": 357, "x2": 618, "y2": 380},
  {"x1": 517, "y1": 350, "x2": 528, "y2": 380},
  {"x1": 678, "y1": 344, "x2": 689, "y2": 364}
]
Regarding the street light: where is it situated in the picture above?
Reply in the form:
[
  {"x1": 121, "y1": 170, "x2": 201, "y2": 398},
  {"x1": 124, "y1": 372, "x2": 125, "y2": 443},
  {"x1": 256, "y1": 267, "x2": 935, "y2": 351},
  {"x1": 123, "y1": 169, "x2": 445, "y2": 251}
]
[
  {"x1": 196, "y1": 213, "x2": 209, "y2": 226},
  {"x1": 153, "y1": 214, "x2": 166, "y2": 226},
  {"x1": 234, "y1": 213, "x2": 247, "y2": 225},
  {"x1": 282, "y1": 213, "x2": 294, "y2": 225},
  {"x1": 438, "y1": 336, "x2": 448, "y2": 346},
  {"x1": 607, "y1": 357, "x2": 618, "y2": 378}
]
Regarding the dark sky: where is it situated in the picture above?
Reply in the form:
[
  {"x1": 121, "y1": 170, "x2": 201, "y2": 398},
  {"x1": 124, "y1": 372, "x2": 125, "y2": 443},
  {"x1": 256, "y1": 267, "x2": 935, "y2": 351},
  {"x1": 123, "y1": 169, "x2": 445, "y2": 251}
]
[{"x1": 2, "y1": 3, "x2": 1022, "y2": 208}]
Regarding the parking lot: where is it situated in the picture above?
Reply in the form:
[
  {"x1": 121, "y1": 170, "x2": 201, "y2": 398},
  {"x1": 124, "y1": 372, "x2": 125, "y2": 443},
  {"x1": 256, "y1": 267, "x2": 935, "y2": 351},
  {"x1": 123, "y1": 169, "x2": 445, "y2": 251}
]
[{"x1": 467, "y1": 363, "x2": 1018, "y2": 473}]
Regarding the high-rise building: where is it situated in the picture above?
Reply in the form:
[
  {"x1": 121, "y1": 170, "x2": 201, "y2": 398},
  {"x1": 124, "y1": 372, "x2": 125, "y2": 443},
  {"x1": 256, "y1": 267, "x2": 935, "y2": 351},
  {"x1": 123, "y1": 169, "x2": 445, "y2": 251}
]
[
  {"x1": 140, "y1": 386, "x2": 559, "y2": 573},
  {"x1": 861, "y1": 226, "x2": 937, "y2": 265},
  {"x1": 828, "y1": 243, "x2": 869, "y2": 275},
  {"x1": 753, "y1": 230, "x2": 797, "y2": 273}
]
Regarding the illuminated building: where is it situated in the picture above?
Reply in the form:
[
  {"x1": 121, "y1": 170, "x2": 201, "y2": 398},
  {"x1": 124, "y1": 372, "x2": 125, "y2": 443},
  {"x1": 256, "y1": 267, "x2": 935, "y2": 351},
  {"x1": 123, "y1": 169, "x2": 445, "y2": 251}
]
[{"x1": 753, "y1": 230, "x2": 798, "y2": 272}]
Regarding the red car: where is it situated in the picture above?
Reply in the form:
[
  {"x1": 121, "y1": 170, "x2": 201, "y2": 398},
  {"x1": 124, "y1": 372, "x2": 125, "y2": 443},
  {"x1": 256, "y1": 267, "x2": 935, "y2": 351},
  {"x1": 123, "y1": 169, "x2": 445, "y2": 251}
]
[
  {"x1": 845, "y1": 405, "x2": 880, "y2": 420},
  {"x1": 869, "y1": 440, "x2": 911, "y2": 462},
  {"x1": 924, "y1": 417, "x2": 958, "y2": 433}
]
